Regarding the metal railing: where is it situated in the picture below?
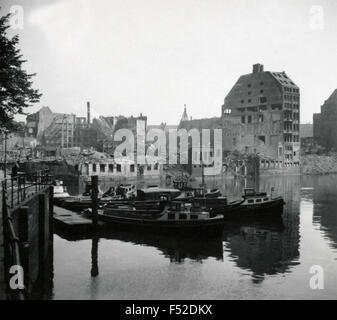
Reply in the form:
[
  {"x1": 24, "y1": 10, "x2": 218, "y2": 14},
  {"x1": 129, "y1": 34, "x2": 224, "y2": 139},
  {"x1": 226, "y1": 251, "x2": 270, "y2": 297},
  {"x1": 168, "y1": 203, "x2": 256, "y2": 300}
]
[
  {"x1": 2, "y1": 169, "x2": 52, "y2": 209},
  {"x1": 1, "y1": 170, "x2": 52, "y2": 300}
]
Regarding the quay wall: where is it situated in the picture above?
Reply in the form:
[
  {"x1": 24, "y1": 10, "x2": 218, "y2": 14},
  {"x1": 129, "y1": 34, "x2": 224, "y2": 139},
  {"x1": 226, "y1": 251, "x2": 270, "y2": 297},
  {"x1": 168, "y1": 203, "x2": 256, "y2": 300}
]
[{"x1": 0, "y1": 186, "x2": 53, "y2": 299}]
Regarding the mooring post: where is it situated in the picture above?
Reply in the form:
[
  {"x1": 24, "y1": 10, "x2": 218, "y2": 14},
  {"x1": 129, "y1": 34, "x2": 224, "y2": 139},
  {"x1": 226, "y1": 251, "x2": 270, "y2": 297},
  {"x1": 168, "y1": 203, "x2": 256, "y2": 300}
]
[
  {"x1": 91, "y1": 175, "x2": 98, "y2": 229},
  {"x1": 18, "y1": 206, "x2": 29, "y2": 292}
]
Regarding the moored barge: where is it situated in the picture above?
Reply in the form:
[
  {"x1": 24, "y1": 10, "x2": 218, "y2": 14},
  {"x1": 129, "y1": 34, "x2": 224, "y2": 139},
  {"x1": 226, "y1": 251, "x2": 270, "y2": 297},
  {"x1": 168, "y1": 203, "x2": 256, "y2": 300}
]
[{"x1": 83, "y1": 201, "x2": 225, "y2": 237}]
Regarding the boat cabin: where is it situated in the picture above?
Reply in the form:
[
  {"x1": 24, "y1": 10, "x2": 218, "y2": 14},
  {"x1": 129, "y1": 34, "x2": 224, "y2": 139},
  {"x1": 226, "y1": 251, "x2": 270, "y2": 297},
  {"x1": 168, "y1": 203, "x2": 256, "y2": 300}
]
[
  {"x1": 119, "y1": 184, "x2": 136, "y2": 193},
  {"x1": 163, "y1": 201, "x2": 212, "y2": 220},
  {"x1": 173, "y1": 180, "x2": 188, "y2": 190},
  {"x1": 138, "y1": 187, "x2": 181, "y2": 201},
  {"x1": 242, "y1": 188, "x2": 271, "y2": 204},
  {"x1": 243, "y1": 188, "x2": 267, "y2": 198}
]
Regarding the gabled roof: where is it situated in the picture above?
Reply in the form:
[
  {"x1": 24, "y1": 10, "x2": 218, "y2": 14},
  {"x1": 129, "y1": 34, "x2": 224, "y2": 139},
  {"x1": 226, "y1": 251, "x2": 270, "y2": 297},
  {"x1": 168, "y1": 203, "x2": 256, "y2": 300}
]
[
  {"x1": 269, "y1": 71, "x2": 298, "y2": 88},
  {"x1": 326, "y1": 89, "x2": 337, "y2": 103},
  {"x1": 179, "y1": 117, "x2": 222, "y2": 130}
]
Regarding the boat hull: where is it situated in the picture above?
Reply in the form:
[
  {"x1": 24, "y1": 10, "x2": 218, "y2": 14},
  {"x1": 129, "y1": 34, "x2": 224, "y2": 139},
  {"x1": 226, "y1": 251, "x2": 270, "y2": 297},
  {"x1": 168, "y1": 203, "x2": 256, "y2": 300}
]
[
  {"x1": 224, "y1": 197, "x2": 285, "y2": 219},
  {"x1": 54, "y1": 197, "x2": 113, "y2": 212},
  {"x1": 97, "y1": 213, "x2": 225, "y2": 237}
]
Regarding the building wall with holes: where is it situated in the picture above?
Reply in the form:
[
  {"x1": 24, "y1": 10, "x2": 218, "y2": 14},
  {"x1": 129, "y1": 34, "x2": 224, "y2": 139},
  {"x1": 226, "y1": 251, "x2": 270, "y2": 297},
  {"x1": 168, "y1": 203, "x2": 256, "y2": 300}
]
[
  {"x1": 79, "y1": 161, "x2": 161, "y2": 177},
  {"x1": 221, "y1": 64, "x2": 300, "y2": 167}
]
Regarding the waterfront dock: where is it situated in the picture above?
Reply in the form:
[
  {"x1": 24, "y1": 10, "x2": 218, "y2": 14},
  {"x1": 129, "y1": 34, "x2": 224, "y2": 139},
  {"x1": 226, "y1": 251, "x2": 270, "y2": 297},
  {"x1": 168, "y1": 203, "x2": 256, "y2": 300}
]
[{"x1": 53, "y1": 206, "x2": 100, "y2": 233}]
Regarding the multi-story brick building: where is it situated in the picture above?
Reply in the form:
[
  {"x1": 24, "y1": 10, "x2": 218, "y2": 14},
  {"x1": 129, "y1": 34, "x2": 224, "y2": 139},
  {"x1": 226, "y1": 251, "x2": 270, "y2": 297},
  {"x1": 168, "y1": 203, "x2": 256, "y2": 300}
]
[
  {"x1": 222, "y1": 63, "x2": 300, "y2": 168},
  {"x1": 313, "y1": 89, "x2": 337, "y2": 150}
]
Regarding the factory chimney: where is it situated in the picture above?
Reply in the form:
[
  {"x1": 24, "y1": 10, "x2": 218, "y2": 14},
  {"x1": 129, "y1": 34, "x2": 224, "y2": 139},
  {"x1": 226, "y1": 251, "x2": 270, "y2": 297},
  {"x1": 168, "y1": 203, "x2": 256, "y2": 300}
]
[{"x1": 87, "y1": 101, "x2": 91, "y2": 125}]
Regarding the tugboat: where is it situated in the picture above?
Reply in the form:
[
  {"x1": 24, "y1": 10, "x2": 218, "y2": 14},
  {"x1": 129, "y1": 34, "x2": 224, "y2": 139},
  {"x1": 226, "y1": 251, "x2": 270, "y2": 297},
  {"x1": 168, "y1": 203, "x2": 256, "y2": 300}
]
[
  {"x1": 82, "y1": 201, "x2": 225, "y2": 237},
  {"x1": 233, "y1": 188, "x2": 285, "y2": 218}
]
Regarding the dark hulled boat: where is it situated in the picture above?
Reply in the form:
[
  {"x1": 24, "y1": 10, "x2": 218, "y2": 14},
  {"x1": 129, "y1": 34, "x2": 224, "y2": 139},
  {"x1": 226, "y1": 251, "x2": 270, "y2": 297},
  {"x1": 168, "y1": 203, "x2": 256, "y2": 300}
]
[
  {"x1": 223, "y1": 188, "x2": 285, "y2": 219},
  {"x1": 83, "y1": 201, "x2": 225, "y2": 237}
]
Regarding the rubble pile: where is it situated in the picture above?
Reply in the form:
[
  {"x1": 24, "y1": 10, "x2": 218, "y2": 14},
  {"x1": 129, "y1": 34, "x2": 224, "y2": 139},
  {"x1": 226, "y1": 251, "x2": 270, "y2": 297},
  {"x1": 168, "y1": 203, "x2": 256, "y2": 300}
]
[{"x1": 301, "y1": 153, "x2": 337, "y2": 175}]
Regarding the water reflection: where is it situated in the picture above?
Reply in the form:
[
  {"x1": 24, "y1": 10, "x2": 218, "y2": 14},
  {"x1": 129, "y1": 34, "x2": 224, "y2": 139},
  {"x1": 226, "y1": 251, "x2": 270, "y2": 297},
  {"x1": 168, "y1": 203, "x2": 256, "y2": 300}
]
[
  {"x1": 53, "y1": 210, "x2": 300, "y2": 284},
  {"x1": 223, "y1": 218, "x2": 299, "y2": 282},
  {"x1": 303, "y1": 175, "x2": 337, "y2": 250},
  {"x1": 102, "y1": 230, "x2": 224, "y2": 263},
  {"x1": 54, "y1": 175, "x2": 303, "y2": 285},
  {"x1": 91, "y1": 235, "x2": 99, "y2": 277},
  {"x1": 41, "y1": 174, "x2": 337, "y2": 299},
  {"x1": 57, "y1": 228, "x2": 224, "y2": 264}
]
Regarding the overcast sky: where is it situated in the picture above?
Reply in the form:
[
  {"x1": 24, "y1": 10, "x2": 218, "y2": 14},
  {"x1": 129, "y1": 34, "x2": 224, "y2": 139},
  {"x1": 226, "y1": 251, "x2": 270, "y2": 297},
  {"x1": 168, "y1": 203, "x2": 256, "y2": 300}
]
[{"x1": 3, "y1": 0, "x2": 337, "y2": 124}]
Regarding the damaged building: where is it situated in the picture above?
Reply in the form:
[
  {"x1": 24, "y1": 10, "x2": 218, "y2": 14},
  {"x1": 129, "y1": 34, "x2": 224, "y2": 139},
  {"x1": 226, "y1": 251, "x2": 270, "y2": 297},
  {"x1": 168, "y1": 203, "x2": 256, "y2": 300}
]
[
  {"x1": 222, "y1": 63, "x2": 300, "y2": 168},
  {"x1": 313, "y1": 89, "x2": 337, "y2": 150}
]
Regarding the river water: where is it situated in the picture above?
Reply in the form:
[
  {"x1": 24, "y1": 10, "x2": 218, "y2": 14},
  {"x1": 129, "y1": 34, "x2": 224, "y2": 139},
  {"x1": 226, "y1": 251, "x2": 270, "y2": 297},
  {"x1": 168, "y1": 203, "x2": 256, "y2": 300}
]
[{"x1": 44, "y1": 174, "x2": 337, "y2": 299}]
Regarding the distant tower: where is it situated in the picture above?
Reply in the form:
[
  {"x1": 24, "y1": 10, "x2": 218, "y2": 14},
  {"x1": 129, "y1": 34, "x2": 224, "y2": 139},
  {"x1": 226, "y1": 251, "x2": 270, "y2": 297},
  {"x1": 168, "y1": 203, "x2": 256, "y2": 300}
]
[
  {"x1": 87, "y1": 101, "x2": 91, "y2": 125},
  {"x1": 180, "y1": 104, "x2": 189, "y2": 122}
]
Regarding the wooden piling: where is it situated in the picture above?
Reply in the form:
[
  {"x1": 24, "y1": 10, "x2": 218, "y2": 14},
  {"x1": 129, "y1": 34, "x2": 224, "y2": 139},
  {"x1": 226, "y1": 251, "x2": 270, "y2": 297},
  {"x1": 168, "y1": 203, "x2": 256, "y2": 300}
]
[{"x1": 91, "y1": 176, "x2": 98, "y2": 229}]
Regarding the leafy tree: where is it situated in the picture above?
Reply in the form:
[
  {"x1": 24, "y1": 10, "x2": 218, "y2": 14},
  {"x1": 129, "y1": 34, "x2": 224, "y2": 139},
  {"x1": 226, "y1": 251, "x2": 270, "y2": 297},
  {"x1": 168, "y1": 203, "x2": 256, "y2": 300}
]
[{"x1": 0, "y1": 11, "x2": 41, "y2": 132}]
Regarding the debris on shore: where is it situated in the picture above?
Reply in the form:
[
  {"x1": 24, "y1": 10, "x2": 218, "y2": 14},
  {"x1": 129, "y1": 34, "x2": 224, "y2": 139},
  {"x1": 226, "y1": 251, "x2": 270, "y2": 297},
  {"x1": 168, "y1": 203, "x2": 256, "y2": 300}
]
[{"x1": 301, "y1": 153, "x2": 337, "y2": 175}]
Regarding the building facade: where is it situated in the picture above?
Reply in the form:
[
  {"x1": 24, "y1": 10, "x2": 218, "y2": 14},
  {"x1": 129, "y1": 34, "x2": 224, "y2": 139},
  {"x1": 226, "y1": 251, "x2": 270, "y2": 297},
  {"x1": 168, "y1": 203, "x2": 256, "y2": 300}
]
[
  {"x1": 79, "y1": 158, "x2": 162, "y2": 178},
  {"x1": 42, "y1": 113, "x2": 76, "y2": 148},
  {"x1": 179, "y1": 116, "x2": 222, "y2": 176},
  {"x1": 222, "y1": 63, "x2": 300, "y2": 167},
  {"x1": 26, "y1": 106, "x2": 55, "y2": 140},
  {"x1": 313, "y1": 89, "x2": 337, "y2": 150}
]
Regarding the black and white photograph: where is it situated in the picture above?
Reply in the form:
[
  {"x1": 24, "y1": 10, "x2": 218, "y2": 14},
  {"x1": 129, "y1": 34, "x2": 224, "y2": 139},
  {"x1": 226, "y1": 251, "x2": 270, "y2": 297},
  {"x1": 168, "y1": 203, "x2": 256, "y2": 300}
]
[{"x1": 1, "y1": 0, "x2": 337, "y2": 305}]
